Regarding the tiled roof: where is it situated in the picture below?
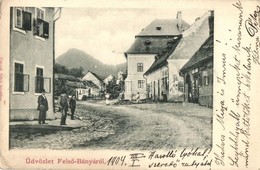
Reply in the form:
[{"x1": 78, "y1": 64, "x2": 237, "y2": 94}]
[
  {"x1": 180, "y1": 34, "x2": 213, "y2": 73},
  {"x1": 144, "y1": 36, "x2": 182, "y2": 75},
  {"x1": 125, "y1": 36, "x2": 181, "y2": 54},
  {"x1": 169, "y1": 11, "x2": 214, "y2": 60},
  {"x1": 66, "y1": 80, "x2": 86, "y2": 88},
  {"x1": 85, "y1": 80, "x2": 99, "y2": 88},
  {"x1": 137, "y1": 19, "x2": 189, "y2": 36},
  {"x1": 55, "y1": 73, "x2": 79, "y2": 82}
]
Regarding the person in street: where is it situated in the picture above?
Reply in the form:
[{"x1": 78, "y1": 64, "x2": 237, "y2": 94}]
[
  {"x1": 105, "y1": 92, "x2": 110, "y2": 105},
  {"x1": 37, "y1": 89, "x2": 48, "y2": 124},
  {"x1": 69, "y1": 94, "x2": 76, "y2": 120},
  {"x1": 58, "y1": 90, "x2": 69, "y2": 125},
  {"x1": 136, "y1": 92, "x2": 140, "y2": 103}
]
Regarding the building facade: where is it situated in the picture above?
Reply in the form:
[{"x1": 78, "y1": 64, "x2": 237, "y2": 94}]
[
  {"x1": 124, "y1": 12, "x2": 189, "y2": 100},
  {"x1": 82, "y1": 71, "x2": 104, "y2": 91},
  {"x1": 144, "y1": 11, "x2": 214, "y2": 102},
  {"x1": 179, "y1": 34, "x2": 214, "y2": 107},
  {"x1": 10, "y1": 7, "x2": 55, "y2": 120}
]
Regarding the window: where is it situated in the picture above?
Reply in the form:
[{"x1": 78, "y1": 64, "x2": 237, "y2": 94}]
[
  {"x1": 35, "y1": 67, "x2": 51, "y2": 93},
  {"x1": 204, "y1": 76, "x2": 209, "y2": 86},
  {"x1": 36, "y1": 8, "x2": 44, "y2": 20},
  {"x1": 138, "y1": 80, "x2": 144, "y2": 88},
  {"x1": 34, "y1": 8, "x2": 49, "y2": 39},
  {"x1": 14, "y1": 62, "x2": 29, "y2": 92},
  {"x1": 137, "y1": 63, "x2": 143, "y2": 72},
  {"x1": 14, "y1": 7, "x2": 32, "y2": 31},
  {"x1": 15, "y1": 8, "x2": 22, "y2": 28},
  {"x1": 162, "y1": 71, "x2": 169, "y2": 90},
  {"x1": 35, "y1": 67, "x2": 44, "y2": 93}
]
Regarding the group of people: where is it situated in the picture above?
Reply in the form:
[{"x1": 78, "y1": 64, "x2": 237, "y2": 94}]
[{"x1": 37, "y1": 89, "x2": 77, "y2": 125}]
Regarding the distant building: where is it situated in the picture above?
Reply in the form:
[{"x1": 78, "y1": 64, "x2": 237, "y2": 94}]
[
  {"x1": 10, "y1": 7, "x2": 55, "y2": 120},
  {"x1": 144, "y1": 11, "x2": 214, "y2": 102},
  {"x1": 103, "y1": 75, "x2": 114, "y2": 85},
  {"x1": 82, "y1": 71, "x2": 104, "y2": 91},
  {"x1": 124, "y1": 11, "x2": 189, "y2": 100}
]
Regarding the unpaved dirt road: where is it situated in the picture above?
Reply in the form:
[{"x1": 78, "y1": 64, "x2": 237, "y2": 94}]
[
  {"x1": 10, "y1": 101, "x2": 212, "y2": 150},
  {"x1": 75, "y1": 101, "x2": 212, "y2": 150}
]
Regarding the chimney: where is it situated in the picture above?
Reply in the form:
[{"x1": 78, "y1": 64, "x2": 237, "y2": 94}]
[{"x1": 176, "y1": 11, "x2": 182, "y2": 29}]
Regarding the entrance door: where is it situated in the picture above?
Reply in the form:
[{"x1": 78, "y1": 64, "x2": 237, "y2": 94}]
[{"x1": 192, "y1": 74, "x2": 199, "y2": 103}]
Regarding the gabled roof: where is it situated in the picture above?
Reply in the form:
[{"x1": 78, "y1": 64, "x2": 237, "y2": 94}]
[
  {"x1": 144, "y1": 36, "x2": 182, "y2": 75},
  {"x1": 180, "y1": 34, "x2": 213, "y2": 73},
  {"x1": 125, "y1": 36, "x2": 181, "y2": 55},
  {"x1": 137, "y1": 19, "x2": 189, "y2": 36},
  {"x1": 85, "y1": 80, "x2": 99, "y2": 88},
  {"x1": 55, "y1": 73, "x2": 79, "y2": 82},
  {"x1": 83, "y1": 71, "x2": 103, "y2": 82},
  {"x1": 169, "y1": 11, "x2": 214, "y2": 60}
]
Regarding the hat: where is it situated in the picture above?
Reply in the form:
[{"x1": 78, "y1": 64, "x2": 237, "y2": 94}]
[{"x1": 41, "y1": 89, "x2": 46, "y2": 93}]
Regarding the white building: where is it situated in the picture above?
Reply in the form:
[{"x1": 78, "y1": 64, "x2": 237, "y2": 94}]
[{"x1": 124, "y1": 12, "x2": 189, "y2": 100}]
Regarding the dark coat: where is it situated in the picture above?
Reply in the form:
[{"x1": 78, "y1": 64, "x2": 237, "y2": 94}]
[
  {"x1": 58, "y1": 94, "x2": 68, "y2": 111},
  {"x1": 37, "y1": 95, "x2": 48, "y2": 111},
  {"x1": 69, "y1": 98, "x2": 76, "y2": 109}
]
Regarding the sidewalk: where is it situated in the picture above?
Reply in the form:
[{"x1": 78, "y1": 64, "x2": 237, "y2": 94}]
[{"x1": 10, "y1": 112, "x2": 91, "y2": 130}]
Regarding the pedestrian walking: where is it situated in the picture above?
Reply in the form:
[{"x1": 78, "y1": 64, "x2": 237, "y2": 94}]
[
  {"x1": 37, "y1": 89, "x2": 48, "y2": 124},
  {"x1": 58, "y1": 91, "x2": 69, "y2": 125},
  {"x1": 69, "y1": 94, "x2": 76, "y2": 120}
]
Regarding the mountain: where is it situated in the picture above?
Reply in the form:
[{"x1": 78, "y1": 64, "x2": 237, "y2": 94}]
[{"x1": 56, "y1": 48, "x2": 127, "y2": 80}]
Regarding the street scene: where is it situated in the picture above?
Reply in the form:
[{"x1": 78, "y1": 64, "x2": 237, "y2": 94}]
[
  {"x1": 10, "y1": 100, "x2": 212, "y2": 149},
  {"x1": 9, "y1": 7, "x2": 214, "y2": 150}
]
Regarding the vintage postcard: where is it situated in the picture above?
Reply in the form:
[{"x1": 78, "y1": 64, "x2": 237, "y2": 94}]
[{"x1": 0, "y1": 0, "x2": 259, "y2": 169}]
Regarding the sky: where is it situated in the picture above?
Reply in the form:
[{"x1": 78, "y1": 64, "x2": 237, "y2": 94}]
[{"x1": 55, "y1": 8, "x2": 208, "y2": 65}]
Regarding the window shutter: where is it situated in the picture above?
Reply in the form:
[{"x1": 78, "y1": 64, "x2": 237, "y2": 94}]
[
  {"x1": 44, "y1": 77, "x2": 51, "y2": 93},
  {"x1": 43, "y1": 21, "x2": 49, "y2": 39},
  {"x1": 33, "y1": 19, "x2": 38, "y2": 35},
  {"x1": 23, "y1": 74, "x2": 30, "y2": 92},
  {"x1": 22, "y1": 11, "x2": 31, "y2": 31}
]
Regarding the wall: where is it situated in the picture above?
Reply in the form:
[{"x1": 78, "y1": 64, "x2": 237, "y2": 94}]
[
  {"x1": 168, "y1": 59, "x2": 189, "y2": 101},
  {"x1": 182, "y1": 60, "x2": 213, "y2": 107},
  {"x1": 125, "y1": 54, "x2": 155, "y2": 99},
  {"x1": 10, "y1": 7, "x2": 54, "y2": 120}
]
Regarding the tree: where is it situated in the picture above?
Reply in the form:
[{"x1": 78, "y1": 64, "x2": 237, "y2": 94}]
[
  {"x1": 54, "y1": 63, "x2": 69, "y2": 74},
  {"x1": 105, "y1": 76, "x2": 124, "y2": 99},
  {"x1": 68, "y1": 66, "x2": 84, "y2": 78}
]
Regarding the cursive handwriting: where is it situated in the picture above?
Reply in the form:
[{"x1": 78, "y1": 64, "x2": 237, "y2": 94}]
[
  {"x1": 245, "y1": 5, "x2": 260, "y2": 37},
  {"x1": 232, "y1": 0, "x2": 243, "y2": 55}
]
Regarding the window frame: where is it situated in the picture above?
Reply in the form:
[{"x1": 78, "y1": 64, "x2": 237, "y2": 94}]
[
  {"x1": 138, "y1": 80, "x2": 144, "y2": 88},
  {"x1": 13, "y1": 60, "x2": 28, "y2": 94},
  {"x1": 34, "y1": 7, "x2": 49, "y2": 40},
  {"x1": 35, "y1": 65, "x2": 44, "y2": 94},
  {"x1": 137, "y1": 63, "x2": 143, "y2": 72},
  {"x1": 35, "y1": 7, "x2": 45, "y2": 20},
  {"x1": 15, "y1": 7, "x2": 23, "y2": 29}
]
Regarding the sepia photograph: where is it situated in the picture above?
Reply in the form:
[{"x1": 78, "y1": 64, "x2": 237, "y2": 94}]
[
  {"x1": 9, "y1": 7, "x2": 214, "y2": 150},
  {"x1": 1, "y1": 0, "x2": 260, "y2": 169}
]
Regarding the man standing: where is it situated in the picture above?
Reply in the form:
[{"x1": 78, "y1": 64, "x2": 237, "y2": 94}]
[
  {"x1": 58, "y1": 91, "x2": 69, "y2": 125},
  {"x1": 69, "y1": 94, "x2": 76, "y2": 120},
  {"x1": 136, "y1": 92, "x2": 140, "y2": 103},
  {"x1": 37, "y1": 89, "x2": 48, "y2": 124}
]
